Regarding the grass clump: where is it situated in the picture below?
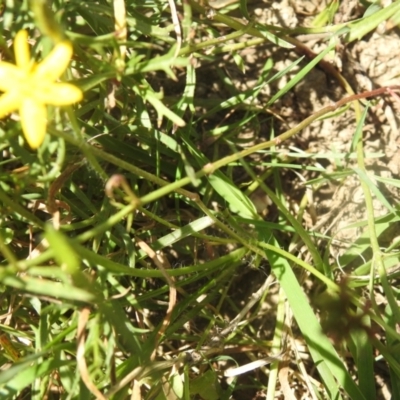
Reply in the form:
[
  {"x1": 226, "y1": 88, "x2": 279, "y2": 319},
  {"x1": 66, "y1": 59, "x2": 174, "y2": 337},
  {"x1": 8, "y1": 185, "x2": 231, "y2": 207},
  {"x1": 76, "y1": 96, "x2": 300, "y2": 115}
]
[{"x1": 0, "y1": 0, "x2": 400, "y2": 399}]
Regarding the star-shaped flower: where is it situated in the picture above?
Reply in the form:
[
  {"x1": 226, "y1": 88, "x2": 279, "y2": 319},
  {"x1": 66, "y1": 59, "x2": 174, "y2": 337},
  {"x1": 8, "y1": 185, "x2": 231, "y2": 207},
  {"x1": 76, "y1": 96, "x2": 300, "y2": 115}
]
[{"x1": 0, "y1": 30, "x2": 83, "y2": 149}]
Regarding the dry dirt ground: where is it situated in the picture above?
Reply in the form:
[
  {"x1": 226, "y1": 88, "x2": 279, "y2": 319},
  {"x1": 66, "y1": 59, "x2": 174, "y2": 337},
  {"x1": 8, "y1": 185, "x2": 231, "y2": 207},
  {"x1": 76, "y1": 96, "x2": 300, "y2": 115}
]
[
  {"x1": 223, "y1": 0, "x2": 400, "y2": 241},
  {"x1": 193, "y1": 0, "x2": 400, "y2": 398}
]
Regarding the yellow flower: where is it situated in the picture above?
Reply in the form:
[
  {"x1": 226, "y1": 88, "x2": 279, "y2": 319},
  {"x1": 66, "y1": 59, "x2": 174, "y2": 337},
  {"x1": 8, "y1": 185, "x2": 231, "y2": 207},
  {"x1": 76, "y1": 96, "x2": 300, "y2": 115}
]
[{"x1": 0, "y1": 30, "x2": 83, "y2": 149}]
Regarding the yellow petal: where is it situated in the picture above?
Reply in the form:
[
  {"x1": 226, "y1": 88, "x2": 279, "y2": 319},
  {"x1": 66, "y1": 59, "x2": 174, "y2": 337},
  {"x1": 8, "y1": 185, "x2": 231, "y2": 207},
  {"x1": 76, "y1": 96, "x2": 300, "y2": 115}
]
[
  {"x1": 14, "y1": 30, "x2": 31, "y2": 71},
  {"x1": 0, "y1": 91, "x2": 21, "y2": 118},
  {"x1": 34, "y1": 41, "x2": 73, "y2": 81},
  {"x1": 19, "y1": 98, "x2": 47, "y2": 149},
  {"x1": 0, "y1": 62, "x2": 26, "y2": 92},
  {"x1": 35, "y1": 82, "x2": 83, "y2": 105}
]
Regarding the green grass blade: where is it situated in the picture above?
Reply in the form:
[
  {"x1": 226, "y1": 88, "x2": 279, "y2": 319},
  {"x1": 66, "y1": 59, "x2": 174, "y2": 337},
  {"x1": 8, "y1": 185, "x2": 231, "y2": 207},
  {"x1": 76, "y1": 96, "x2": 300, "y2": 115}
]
[{"x1": 257, "y1": 228, "x2": 365, "y2": 399}]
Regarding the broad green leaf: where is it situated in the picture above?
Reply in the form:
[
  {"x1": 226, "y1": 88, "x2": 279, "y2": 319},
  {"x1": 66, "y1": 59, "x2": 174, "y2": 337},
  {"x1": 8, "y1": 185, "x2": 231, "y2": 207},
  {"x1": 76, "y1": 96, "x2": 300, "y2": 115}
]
[
  {"x1": 209, "y1": 173, "x2": 257, "y2": 218},
  {"x1": 190, "y1": 369, "x2": 221, "y2": 400},
  {"x1": 45, "y1": 225, "x2": 80, "y2": 275},
  {"x1": 256, "y1": 226, "x2": 366, "y2": 400},
  {"x1": 0, "y1": 351, "x2": 71, "y2": 392},
  {"x1": 1, "y1": 274, "x2": 96, "y2": 303}
]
